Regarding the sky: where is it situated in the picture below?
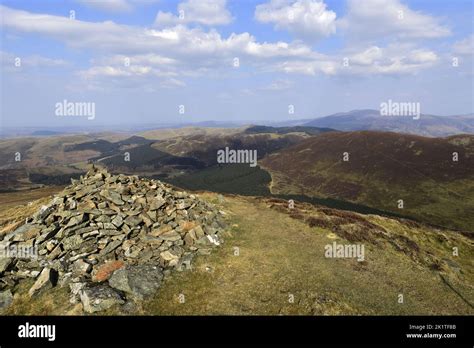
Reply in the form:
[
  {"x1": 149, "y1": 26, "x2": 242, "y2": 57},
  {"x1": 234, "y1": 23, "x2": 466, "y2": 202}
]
[{"x1": 0, "y1": 0, "x2": 473, "y2": 127}]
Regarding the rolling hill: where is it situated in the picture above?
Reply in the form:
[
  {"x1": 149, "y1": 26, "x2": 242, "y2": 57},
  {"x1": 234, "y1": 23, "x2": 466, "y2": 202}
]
[
  {"x1": 2, "y1": 126, "x2": 473, "y2": 232},
  {"x1": 260, "y1": 131, "x2": 474, "y2": 231}
]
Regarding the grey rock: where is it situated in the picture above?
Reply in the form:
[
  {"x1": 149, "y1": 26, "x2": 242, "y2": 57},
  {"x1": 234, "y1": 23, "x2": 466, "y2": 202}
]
[
  {"x1": 100, "y1": 190, "x2": 124, "y2": 206},
  {"x1": 0, "y1": 289, "x2": 13, "y2": 310},
  {"x1": 72, "y1": 259, "x2": 92, "y2": 276},
  {"x1": 65, "y1": 213, "x2": 86, "y2": 228},
  {"x1": 0, "y1": 258, "x2": 13, "y2": 274},
  {"x1": 62, "y1": 235, "x2": 84, "y2": 251},
  {"x1": 82, "y1": 230, "x2": 100, "y2": 238},
  {"x1": 159, "y1": 250, "x2": 180, "y2": 267},
  {"x1": 36, "y1": 225, "x2": 60, "y2": 244},
  {"x1": 99, "y1": 229, "x2": 123, "y2": 236},
  {"x1": 100, "y1": 239, "x2": 122, "y2": 255},
  {"x1": 194, "y1": 225, "x2": 205, "y2": 239},
  {"x1": 36, "y1": 205, "x2": 54, "y2": 220},
  {"x1": 149, "y1": 197, "x2": 166, "y2": 211},
  {"x1": 80, "y1": 284, "x2": 124, "y2": 313},
  {"x1": 46, "y1": 244, "x2": 63, "y2": 260},
  {"x1": 69, "y1": 282, "x2": 85, "y2": 304},
  {"x1": 6, "y1": 224, "x2": 39, "y2": 242},
  {"x1": 124, "y1": 216, "x2": 142, "y2": 227},
  {"x1": 159, "y1": 230, "x2": 181, "y2": 242},
  {"x1": 29, "y1": 268, "x2": 58, "y2": 297},
  {"x1": 111, "y1": 215, "x2": 123, "y2": 228},
  {"x1": 108, "y1": 264, "x2": 163, "y2": 300}
]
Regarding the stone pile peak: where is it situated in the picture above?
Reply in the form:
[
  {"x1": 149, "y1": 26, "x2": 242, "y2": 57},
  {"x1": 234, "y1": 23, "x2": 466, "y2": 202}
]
[{"x1": 0, "y1": 166, "x2": 227, "y2": 313}]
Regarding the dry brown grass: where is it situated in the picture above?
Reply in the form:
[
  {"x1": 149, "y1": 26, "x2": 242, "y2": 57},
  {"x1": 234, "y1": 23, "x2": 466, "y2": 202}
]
[{"x1": 0, "y1": 186, "x2": 63, "y2": 238}]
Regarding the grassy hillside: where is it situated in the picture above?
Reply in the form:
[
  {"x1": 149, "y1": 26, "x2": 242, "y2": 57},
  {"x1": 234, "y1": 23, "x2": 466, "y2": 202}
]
[
  {"x1": 1, "y1": 190, "x2": 472, "y2": 315},
  {"x1": 0, "y1": 127, "x2": 311, "y2": 188},
  {"x1": 151, "y1": 131, "x2": 309, "y2": 167},
  {"x1": 261, "y1": 131, "x2": 474, "y2": 231},
  {"x1": 165, "y1": 164, "x2": 414, "y2": 221}
]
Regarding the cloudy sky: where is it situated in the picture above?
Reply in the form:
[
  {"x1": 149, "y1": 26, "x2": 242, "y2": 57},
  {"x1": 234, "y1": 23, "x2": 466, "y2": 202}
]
[{"x1": 0, "y1": 0, "x2": 473, "y2": 127}]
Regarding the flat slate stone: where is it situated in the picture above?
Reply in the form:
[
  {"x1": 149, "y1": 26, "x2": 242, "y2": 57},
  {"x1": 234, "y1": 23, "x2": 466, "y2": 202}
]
[
  {"x1": 80, "y1": 284, "x2": 124, "y2": 313},
  {"x1": 108, "y1": 265, "x2": 163, "y2": 300}
]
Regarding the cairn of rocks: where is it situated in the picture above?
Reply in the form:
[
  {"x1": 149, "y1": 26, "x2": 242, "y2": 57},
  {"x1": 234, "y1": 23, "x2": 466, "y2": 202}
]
[{"x1": 0, "y1": 166, "x2": 227, "y2": 313}]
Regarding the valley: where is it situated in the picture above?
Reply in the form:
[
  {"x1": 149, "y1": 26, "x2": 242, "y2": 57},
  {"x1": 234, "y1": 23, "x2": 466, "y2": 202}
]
[
  {"x1": 2, "y1": 125, "x2": 472, "y2": 231},
  {"x1": 0, "y1": 123, "x2": 473, "y2": 315}
]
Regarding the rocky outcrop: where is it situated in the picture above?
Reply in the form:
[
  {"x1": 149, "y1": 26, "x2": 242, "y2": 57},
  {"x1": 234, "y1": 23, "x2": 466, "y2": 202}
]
[{"x1": 0, "y1": 166, "x2": 227, "y2": 313}]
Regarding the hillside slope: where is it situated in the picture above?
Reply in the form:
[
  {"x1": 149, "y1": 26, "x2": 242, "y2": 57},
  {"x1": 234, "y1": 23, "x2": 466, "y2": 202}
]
[
  {"x1": 1, "y1": 188, "x2": 472, "y2": 315},
  {"x1": 260, "y1": 131, "x2": 474, "y2": 231}
]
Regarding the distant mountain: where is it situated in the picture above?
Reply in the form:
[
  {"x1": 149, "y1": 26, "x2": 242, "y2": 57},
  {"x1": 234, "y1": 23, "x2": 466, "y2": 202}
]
[
  {"x1": 244, "y1": 125, "x2": 336, "y2": 135},
  {"x1": 303, "y1": 109, "x2": 474, "y2": 137},
  {"x1": 180, "y1": 120, "x2": 242, "y2": 128},
  {"x1": 30, "y1": 130, "x2": 64, "y2": 136},
  {"x1": 264, "y1": 118, "x2": 314, "y2": 127}
]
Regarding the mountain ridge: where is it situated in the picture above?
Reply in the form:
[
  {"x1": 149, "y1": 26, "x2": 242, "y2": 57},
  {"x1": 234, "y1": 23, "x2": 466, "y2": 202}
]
[{"x1": 302, "y1": 109, "x2": 474, "y2": 137}]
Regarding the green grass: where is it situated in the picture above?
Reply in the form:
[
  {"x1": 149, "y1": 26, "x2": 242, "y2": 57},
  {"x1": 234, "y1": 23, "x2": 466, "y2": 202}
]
[{"x1": 138, "y1": 195, "x2": 473, "y2": 315}]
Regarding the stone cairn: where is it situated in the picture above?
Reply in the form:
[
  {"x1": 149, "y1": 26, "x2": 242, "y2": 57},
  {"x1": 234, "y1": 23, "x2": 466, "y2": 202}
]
[{"x1": 0, "y1": 166, "x2": 227, "y2": 312}]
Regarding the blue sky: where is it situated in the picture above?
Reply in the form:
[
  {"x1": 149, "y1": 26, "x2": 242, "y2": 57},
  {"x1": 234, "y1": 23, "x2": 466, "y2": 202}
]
[{"x1": 1, "y1": 0, "x2": 473, "y2": 127}]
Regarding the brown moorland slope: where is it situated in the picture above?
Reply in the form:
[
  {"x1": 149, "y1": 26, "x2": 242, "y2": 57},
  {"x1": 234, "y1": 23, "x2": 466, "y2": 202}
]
[{"x1": 261, "y1": 131, "x2": 474, "y2": 231}]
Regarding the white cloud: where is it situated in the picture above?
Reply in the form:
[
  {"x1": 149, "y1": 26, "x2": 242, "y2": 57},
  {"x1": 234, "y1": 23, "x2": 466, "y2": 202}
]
[
  {"x1": 271, "y1": 44, "x2": 439, "y2": 76},
  {"x1": 255, "y1": 0, "x2": 336, "y2": 42},
  {"x1": 343, "y1": 44, "x2": 439, "y2": 74},
  {"x1": 80, "y1": 65, "x2": 151, "y2": 78},
  {"x1": 76, "y1": 62, "x2": 186, "y2": 91},
  {"x1": 349, "y1": 46, "x2": 383, "y2": 65},
  {"x1": 155, "y1": 0, "x2": 232, "y2": 27},
  {"x1": 453, "y1": 34, "x2": 474, "y2": 56},
  {"x1": 0, "y1": 5, "x2": 137, "y2": 50},
  {"x1": 92, "y1": 54, "x2": 179, "y2": 68},
  {"x1": 0, "y1": 4, "x2": 444, "y2": 86},
  {"x1": 338, "y1": 0, "x2": 450, "y2": 42},
  {"x1": 273, "y1": 59, "x2": 337, "y2": 75},
  {"x1": 0, "y1": 6, "x2": 306, "y2": 61},
  {"x1": 406, "y1": 49, "x2": 437, "y2": 64},
  {"x1": 260, "y1": 79, "x2": 294, "y2": 91}
]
